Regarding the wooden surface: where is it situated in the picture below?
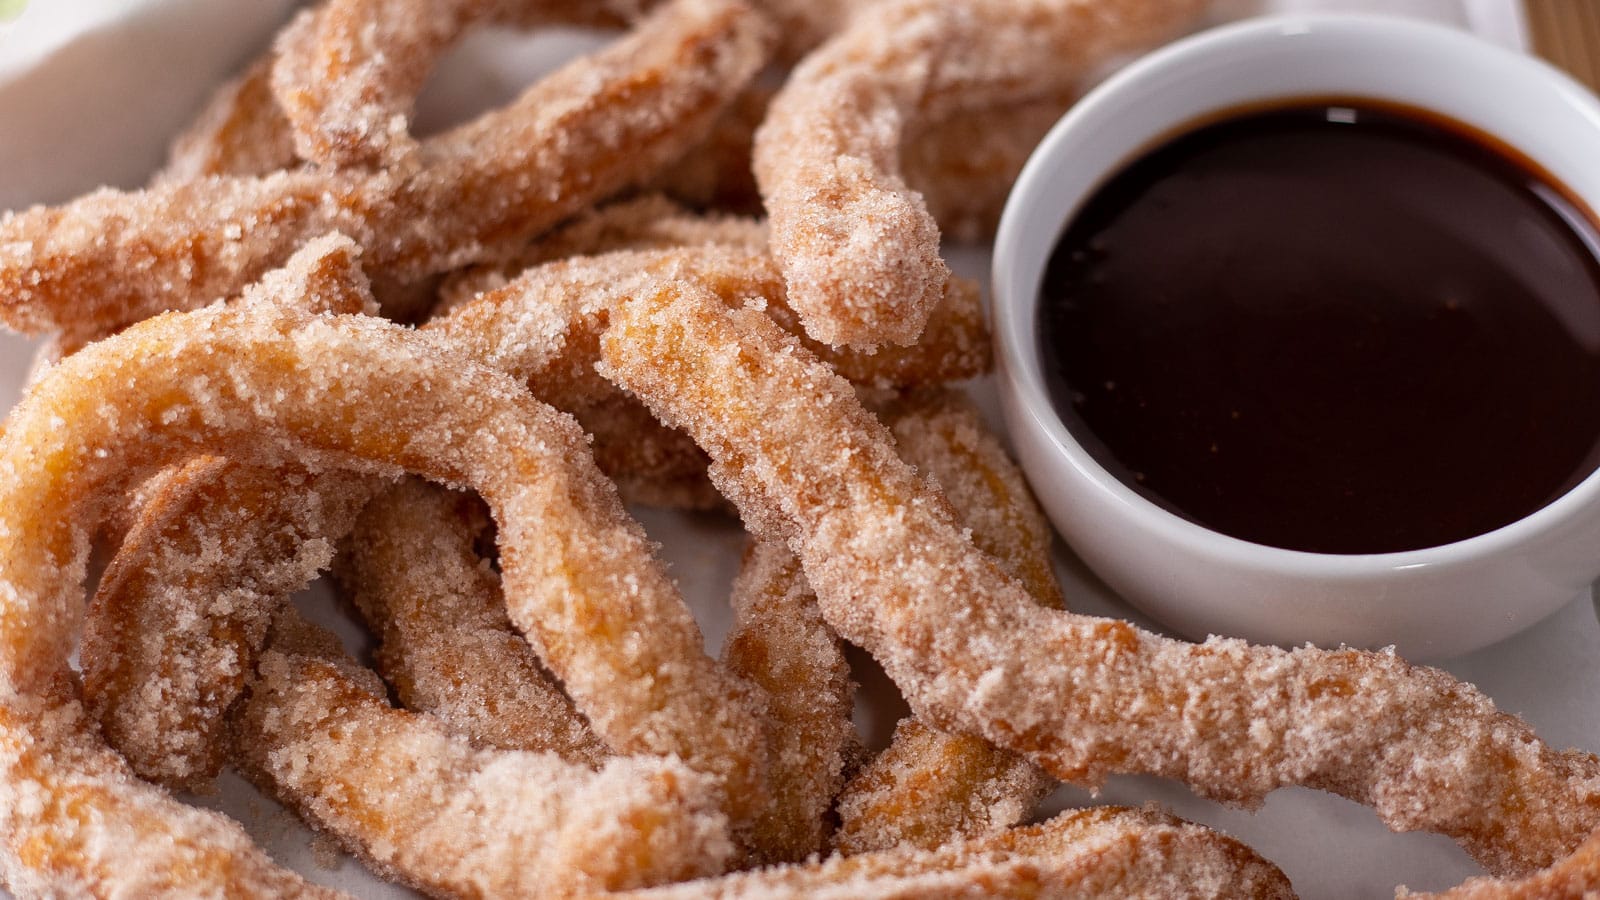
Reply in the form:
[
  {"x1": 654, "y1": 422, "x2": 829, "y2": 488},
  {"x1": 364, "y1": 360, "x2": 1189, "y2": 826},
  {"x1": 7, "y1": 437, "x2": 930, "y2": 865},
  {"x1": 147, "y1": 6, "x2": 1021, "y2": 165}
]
[{"x1": 1527, "y1": 0, "x2": 1600, "y2": 91}]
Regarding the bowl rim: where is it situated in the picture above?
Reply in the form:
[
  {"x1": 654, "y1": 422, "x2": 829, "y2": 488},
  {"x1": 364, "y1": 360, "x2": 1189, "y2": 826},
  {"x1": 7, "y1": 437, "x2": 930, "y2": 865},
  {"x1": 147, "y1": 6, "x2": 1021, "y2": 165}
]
[{"x1": 991, "y1": 11, "x2": 1600, "y2": 580}]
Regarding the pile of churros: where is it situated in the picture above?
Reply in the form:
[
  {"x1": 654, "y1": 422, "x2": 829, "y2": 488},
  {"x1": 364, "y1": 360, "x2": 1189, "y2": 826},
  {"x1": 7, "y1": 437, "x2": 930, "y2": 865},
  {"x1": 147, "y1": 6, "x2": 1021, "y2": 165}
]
[{"x1": 0, "y1": 0, "x2": 1595, "y2": 896}]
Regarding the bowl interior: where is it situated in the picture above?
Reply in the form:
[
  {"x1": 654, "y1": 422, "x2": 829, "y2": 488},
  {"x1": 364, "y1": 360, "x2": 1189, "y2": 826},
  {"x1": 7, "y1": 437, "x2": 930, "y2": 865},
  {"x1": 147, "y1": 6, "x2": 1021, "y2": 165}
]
[{"x1": 993, "y1": 14, "x2": 1600, "y2": 571}]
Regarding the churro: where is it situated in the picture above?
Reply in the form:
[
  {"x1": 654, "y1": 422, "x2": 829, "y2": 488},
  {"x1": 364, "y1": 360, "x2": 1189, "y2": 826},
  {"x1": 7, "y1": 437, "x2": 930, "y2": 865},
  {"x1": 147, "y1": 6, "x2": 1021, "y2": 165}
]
[
  {"x1": 753, "y1": 0, "x2": 1208, "y2": 348},
  {"x1": 723, "y1": 539, "x2": 856, "y2": 863},
  {"x1": 833, "y1": 389, "x2": 1060, "y2": 854},
  {"x1": 611, "y1": 806, "x2": 1293, "y2": 898},
  {"x1": 269, "y1": 0, "x2": 648, "y2": 168},
  {"x1": 78, "y1": 235, "x2": 380, "y2": 790},
  {"x1": 234, "y1": 608, "x2": 730, "y2": 897},
  {"x1": 0, "y1": 297, "x2": 763, "y2": 891},
  {"x1": 0, "y1": 0, "x2": 767, "y2": 350},
  {"x1": 82, "y1": 459, "x2": 373, "y2": 791},
  {"x1": 433, "y1": 244, "x2": 989, "y2": 413},
  {"x1": 598, "y1": 279, "x2": 1600, "y2": 879},
  {"x1": 336, "y1": 477, "x2": 608, "y2": 762}
]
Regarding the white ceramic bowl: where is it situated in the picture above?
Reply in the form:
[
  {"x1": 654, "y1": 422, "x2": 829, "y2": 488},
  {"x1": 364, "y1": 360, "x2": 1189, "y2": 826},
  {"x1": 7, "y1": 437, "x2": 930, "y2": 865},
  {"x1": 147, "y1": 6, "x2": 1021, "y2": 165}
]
[{"x1": 993, "y1": 14, "x2": 1600, "y2": 660}]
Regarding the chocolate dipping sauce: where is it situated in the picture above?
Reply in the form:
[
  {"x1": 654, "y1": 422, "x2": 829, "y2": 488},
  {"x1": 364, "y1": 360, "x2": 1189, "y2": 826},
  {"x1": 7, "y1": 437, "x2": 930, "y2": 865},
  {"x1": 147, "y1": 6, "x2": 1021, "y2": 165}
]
[{"x1": 1037, "y1": 99, "x2": 1600, "y2": 554}]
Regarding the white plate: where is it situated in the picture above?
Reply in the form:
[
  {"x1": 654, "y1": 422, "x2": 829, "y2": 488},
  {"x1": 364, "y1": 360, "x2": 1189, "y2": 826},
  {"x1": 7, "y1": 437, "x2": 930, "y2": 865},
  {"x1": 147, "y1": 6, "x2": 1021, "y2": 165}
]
[{"x1": 3, "y1": 2, "x2": 1594, "y2": 897}]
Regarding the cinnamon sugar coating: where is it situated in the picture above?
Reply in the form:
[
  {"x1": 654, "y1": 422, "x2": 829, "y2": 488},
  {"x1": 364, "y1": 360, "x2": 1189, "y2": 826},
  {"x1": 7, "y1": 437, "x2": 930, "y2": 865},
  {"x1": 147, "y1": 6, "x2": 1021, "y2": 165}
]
[
  {"x1": 753, "y1": 0, "x2": 1207, "y2": 348},
  {"x1": 234, "y1": 610, "x2": 730, "y2": 898},
  {"x1": 0, "y1": 298, "x2": 764, "y2": 892},
  {"x1": 82, "y1": 459, "x2": 374, "y2": 791},
  {"x1": 833, "y1": 390, "x2": 1060, "y2": 854},
  {"x1": 0, "y1": 0, "x2": 768, "y2": 348},
  {"x1": 434, "y1": 244, "x2": 990, "y2": 412},
  {"x1": 598, "y1": 280, "x2": 1600, "y2": 882},
  {"x1": 337, "y1": 478, "x2": 609, "y2": 763},
  {"x1": 724, "y1": 539, "x2": 857, "y2": 863},
  {"x1": 78, "y1": 235, "x2": 383, "y2": 791},
  {"x1": 269, "y1": 0, "x2": 650, "y2": 168},
  {"x1": 611, "y1": 806, "x2": 1293, "y2": 899}
]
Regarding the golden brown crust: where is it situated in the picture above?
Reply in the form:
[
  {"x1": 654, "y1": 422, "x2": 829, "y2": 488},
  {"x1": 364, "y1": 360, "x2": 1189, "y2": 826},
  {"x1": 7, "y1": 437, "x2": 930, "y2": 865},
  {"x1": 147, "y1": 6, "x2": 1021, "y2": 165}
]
[
  {"x1": 82, "y1": 458, "x2": 374, "y2": 790},
  {"x1": 598, "y1": 279, "x2": 1600, "y2": 880},
  {"x1": 433, "y1": 244, "x2": 989, "y2": 413},
  {"x1": 723, "y1": 539, "x2": 856, "y2": 863},
  {"x1": 610, "y1": 806, "x2": 1294, "y2": 899},
  {"x1": 337, "y1": 478, "x2": 610, "y2": 763},
  {"x1": 833, "y1": 390, "x2": 1060, "y2": 854},
  {"x1": 752, "y1": 0, "x2": 1208, "y2": 348},
  {"x1": 233, "y1": 610, "x2": 731, "y2": 898},
  {"x1": 0, "y1": 297, "x2": 765, "y2": 892},
  {"x1": 269, "y1": 0, "x2": 651, "y2": 168},
  {"x1": 0, "y1": 0, "x2": 768, "y2": 347}
]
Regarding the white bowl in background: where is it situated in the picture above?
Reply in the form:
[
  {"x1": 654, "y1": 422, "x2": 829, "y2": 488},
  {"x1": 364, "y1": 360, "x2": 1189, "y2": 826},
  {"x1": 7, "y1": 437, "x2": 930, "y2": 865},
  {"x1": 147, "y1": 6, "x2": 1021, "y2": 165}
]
[{"x1": 992, "y1": 14, "x2": 1600, "y2": 659}]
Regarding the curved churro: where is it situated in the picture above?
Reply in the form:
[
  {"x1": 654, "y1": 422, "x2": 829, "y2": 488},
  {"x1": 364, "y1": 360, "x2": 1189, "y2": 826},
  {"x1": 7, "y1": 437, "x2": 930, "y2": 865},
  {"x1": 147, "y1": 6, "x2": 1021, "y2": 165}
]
[
  {"x1": 156, "y1": 57, "x2": 297, "y2": 184},
  {"x1": 598, "y1": 280, "x2": 1600, "y2": 879},
  {"x1": 0, "y1": 0, "x2": 767, "y2": 349},
  {"x1": 337, "y1": 477, "x2": 609, "y2": 763},
  {"x1": 234, "y1": 609, "x2": 730, "y2": 898},
  {"x1": 270, "y1": 0, "x2": 649, "y2": 168},
  {"x1": 433, "y1": 244, "x2": 989, "y2": 412},
  {"x1": 904, "y1": 92, "x2": 1079, "y2": 243},
  {"x1": 81, "y1": 459, "x2": 373, "y2": 791},
  {"x1": 611, "y1": 806, "x2": 1293, "y2": 899},
  {"x1": 833, "y1": 389, "x2": 1060, "y2": 854},
  {"x1": 753, "y1": 0, "x2": 1207, "y2": 348},
  {"x1": 0, "y1": 297, "x2": 764, "y2": 891},
  {"x1": 79, "y1": 235, "x2": 381, "y2": 791},
  {"x1": 723, "y1": 539, "x2": 856, "y2": 863}
]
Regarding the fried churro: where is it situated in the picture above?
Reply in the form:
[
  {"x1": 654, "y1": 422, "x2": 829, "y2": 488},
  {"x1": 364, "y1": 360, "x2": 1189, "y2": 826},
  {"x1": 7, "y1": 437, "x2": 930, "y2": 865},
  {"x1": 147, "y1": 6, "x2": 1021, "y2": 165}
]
[
  {"x1": 833, "y1": 389, "x2": 1060, "y2": 854},
  {"x1": 753, "y1": 0, "x2": 1207, "y2": 348},
  {"x1": 599, "y1": 279, "x2": 1600, "y2": 879},
  {"x1": 82, "y1": 459, "x2": 373, "y2": 791},
  {"x1": 723, "y1": 539, "x2": 856, "y2": 863},
  {"x1": 0, "y1": 0, "x2": 767, "y2": 350},
  {"x1": 269, "y1": 0, "x2": 649, "y2": 168},
  {"x1": 336, "y1": 477, "x2": 609, "y2": 763},
  {"x1": 79, "y1": 235, "x2": 381, "y2": 791},
  {"x1": 611, "y1": 806, "x2": 1293, "y2": 899},
  {"x1": 235, "y1": 608, "x2": 730, "y2": 898},
  {"x1": 0, "y1": 297, "x2": 764, "y2": 891}
]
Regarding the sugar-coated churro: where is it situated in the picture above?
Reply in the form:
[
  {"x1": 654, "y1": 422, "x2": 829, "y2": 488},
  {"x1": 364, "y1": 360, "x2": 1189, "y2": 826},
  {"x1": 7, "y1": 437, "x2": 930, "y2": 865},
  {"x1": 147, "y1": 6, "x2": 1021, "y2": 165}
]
[
  {"x1": 82, "y1": 459, "x2": 373, "y2": 791},
  {"x1": 833, "y1": 389, "x2": 1060, "y2": 854},
  {"x1": 610, "y1": 806, "x2": 1293, "y2": 899},
  {"x1": 0, "y1": 297, "x2": 765, "y2": 891},
  {"x1": 753, "y1": 0, "x2": 1208, "y2": 348},
  {"x1": 599, "y1": 279, "x2": 1600, "y2": 880},
  {"x1": 79, "y1": 235, "x2": 380, "y2": 790},
  {"x1": 234, "y1": 608, "x2": 731, "y2": 898},
  {"x1": 0, "y1": 0, "x2": 767, "y2": 350},
  {"x1": 723, "y1": 539, "x2": 856, "y2": 863},
  {"x1": 269, "y1": 0, "x2": 650, "y2": 168},
  {"x1": 337, "y1": 477, "x2": 608, "y2": 763},
  {"x1": 433, "y1": 244, "x2": 990, "y2": 413}
]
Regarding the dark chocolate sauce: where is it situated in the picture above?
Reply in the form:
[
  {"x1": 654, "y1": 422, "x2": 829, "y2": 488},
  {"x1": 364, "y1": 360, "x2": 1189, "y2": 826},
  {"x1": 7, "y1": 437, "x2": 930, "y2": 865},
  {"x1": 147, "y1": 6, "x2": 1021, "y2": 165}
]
[{"x1": 1037, "y1": 100, "x2": 1600, "y2": 554}]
